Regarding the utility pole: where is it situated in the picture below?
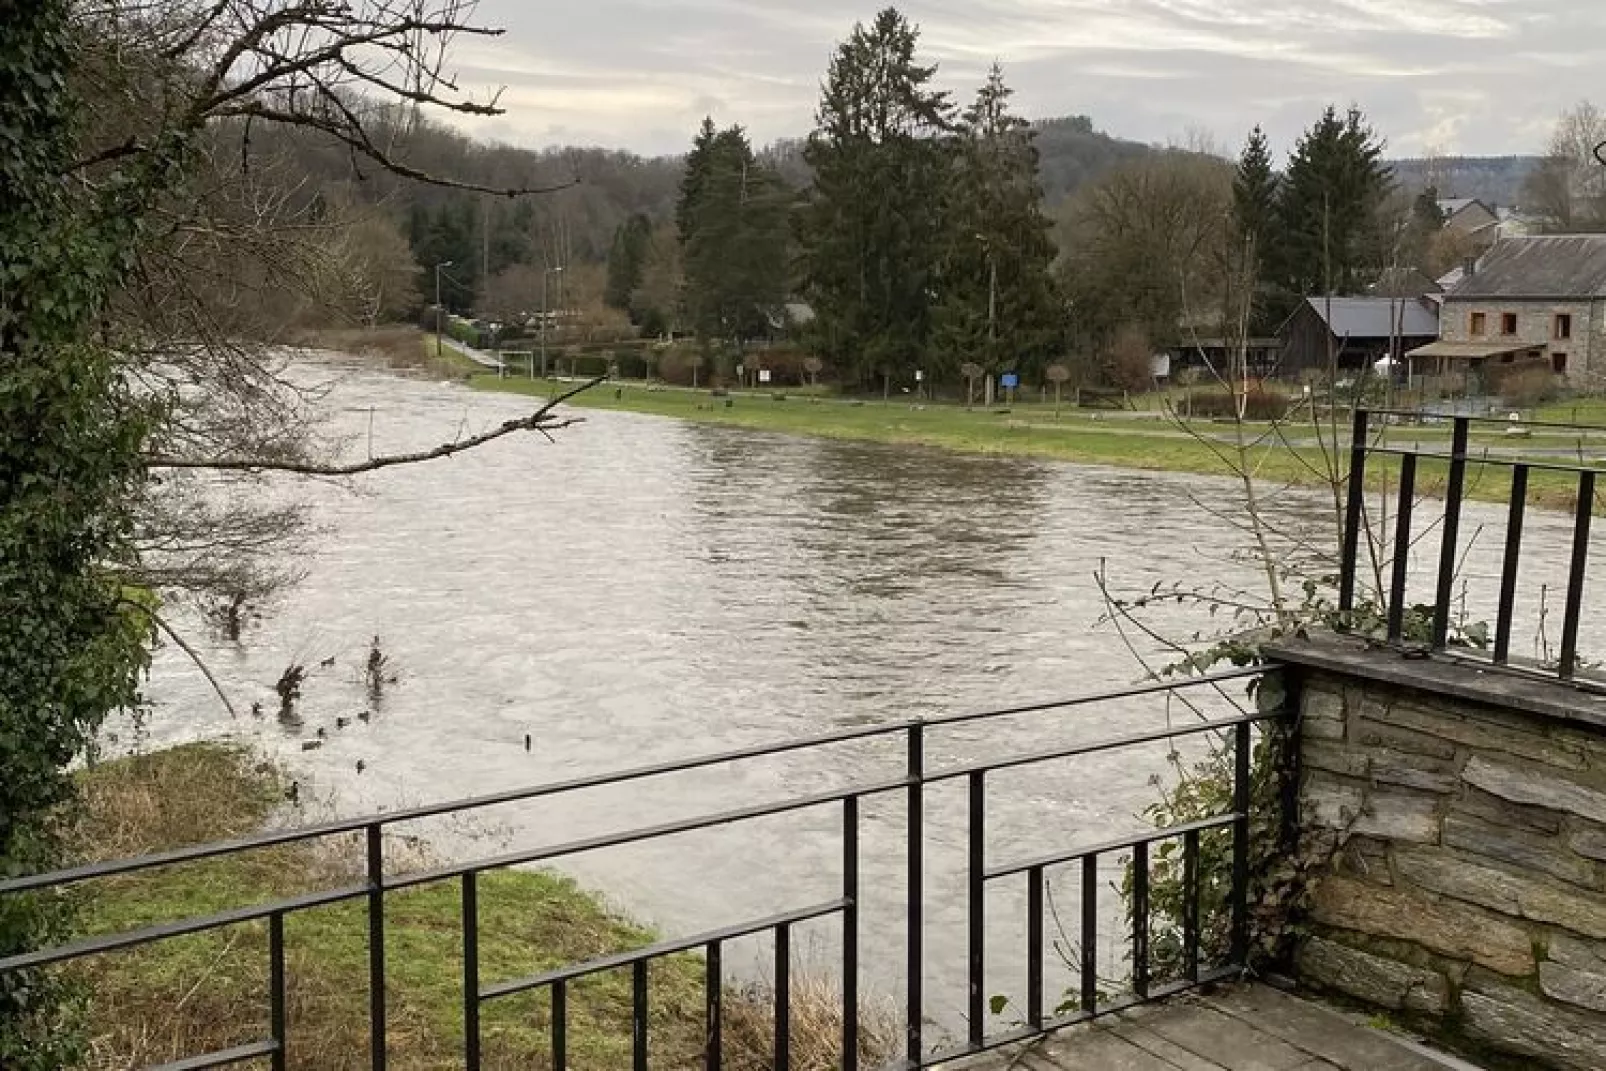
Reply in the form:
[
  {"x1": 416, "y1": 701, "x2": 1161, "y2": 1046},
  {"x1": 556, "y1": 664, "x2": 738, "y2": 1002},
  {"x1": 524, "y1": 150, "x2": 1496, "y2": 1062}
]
[
  {"x1": 988, "y1": 255, "x2": 998, "y2": 348},
  {"x1": 434, "y1": 260, "x2": 453, "y2": 359},
  {"x1": 540, "y1": 264, "x2": 564, "y2": 379}
]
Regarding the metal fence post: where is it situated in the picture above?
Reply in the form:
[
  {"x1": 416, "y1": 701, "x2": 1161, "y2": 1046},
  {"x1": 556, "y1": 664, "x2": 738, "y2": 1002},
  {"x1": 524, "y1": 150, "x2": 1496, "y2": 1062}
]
[
  {"x1": 269, "y1": 912, "x2": 287, "y2": 1071},
  {"x1": 463, "y1": 871, "x2": 480, "y2": 1071},
  {"x1": 906, "y1": 723, "x2": 924, "y2": 1067},
  {"x1": 842, "y1": 796, "x2": 860, "y2": 1071},
  {"x1": 1494, "y1": 465, "x2": 1530, "y2": 665},
  {"x1": 1431, "y1": 417, "x2": 1471, "y2": 650},
  {"x1": 1337, "y1": 407, "x2": 1371, "y2": 622},
  {"x1": 1560, "y1": 470, "x2": 1596, "y2": 680},
  {"x1": 967, "y1": 772, "x2": 986, "y2": 1050},
  {"x1": 1229, "y1": 721, "x2": 1253, "y2": 967},
  {"x1": 366, "y1": 824, "x2": 387, "y2": 1071}
]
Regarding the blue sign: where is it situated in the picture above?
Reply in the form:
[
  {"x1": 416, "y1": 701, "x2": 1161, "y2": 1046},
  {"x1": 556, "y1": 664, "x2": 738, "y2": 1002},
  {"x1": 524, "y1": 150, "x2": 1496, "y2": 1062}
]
[{"x1": 1000, "y1": 373, "x2": 1020, "y2": 389}]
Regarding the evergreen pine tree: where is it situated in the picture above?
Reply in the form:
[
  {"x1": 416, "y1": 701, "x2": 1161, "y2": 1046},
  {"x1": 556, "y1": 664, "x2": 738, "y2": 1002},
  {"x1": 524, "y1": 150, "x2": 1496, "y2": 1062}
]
[
  {"x1": 934, "y1": 64, "x2": 1062, "y2": 382},
  {"x1": 798, "y1": 7, "x2": 953, "y2": 386},
  {"x1": 1274, "y1": 106, "x2": 1392, "y2": 299},
  {"x1": 1231, "y1": 126, "x2": 1281, "y2": 332},
  {"x1": 676, "y1": 125, "x2": 791, "y2": 349}
]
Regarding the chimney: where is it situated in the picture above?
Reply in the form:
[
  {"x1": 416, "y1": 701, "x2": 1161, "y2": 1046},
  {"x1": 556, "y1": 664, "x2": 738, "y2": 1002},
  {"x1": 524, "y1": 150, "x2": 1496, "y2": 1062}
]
[{"x1": 1463, "y1": 256, "x2": 1478, "y2": 279}]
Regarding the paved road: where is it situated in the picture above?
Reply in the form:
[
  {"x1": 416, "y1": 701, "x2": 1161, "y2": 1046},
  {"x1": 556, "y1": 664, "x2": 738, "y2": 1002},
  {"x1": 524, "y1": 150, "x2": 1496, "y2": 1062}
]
[
  {"x1": 954, "y1": 984, "x2": 1480, "y2": 1071},
  {"x1": 436, "y1": 334, "x2": 506, "y2": 371}
]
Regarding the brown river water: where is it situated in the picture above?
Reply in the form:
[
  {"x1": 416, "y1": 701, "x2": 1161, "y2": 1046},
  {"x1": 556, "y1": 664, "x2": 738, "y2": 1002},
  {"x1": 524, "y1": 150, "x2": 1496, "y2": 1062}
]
[{"x1": 130, "y1": 360, "x2": 1605, "y2": 1032}]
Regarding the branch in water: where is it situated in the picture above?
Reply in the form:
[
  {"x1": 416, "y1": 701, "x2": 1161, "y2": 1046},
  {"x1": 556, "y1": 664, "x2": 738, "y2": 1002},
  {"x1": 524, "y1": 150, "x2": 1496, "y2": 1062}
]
[{"x1": 123, "y1": 600, "x2": 240, "y2": 720}]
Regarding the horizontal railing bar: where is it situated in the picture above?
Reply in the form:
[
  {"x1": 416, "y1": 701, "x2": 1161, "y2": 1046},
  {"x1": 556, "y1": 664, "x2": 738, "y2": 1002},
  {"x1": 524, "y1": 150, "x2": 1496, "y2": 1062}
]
[
  {"x1": 149, "y1": 1039, "x2": 281, "y2": 1071},
  {"x1": 1359, "y1": 408, "x2": 1606, "y2": 435},
  {"x1": 926, "y1": 712, "x2": 1276, "y2": 786},
  {"x1": 0, "y1": 883, "x2": 367, "y2": 973},
  {"x1": 984, "y1": 814, "x2": 1240, "y2": 881},
  {"x1": 389, "y1": 778, "x2": 914, "y2": 891},
  {"x1": 0, "y1": 668, "x2": 1276, "y2": 897},
  {"x1": 1364, "y1": 446, "x2": 1606, "y2": 476},
  {"x1": 908, "y1": 967, "x2": 1240, "y2": 1069},
  {"x1": 920, "y1": 667, "x2": 1270, "y2": 728},
  {"x1": 482, "y1": 899, "x2": 849, "y2": 1001}
]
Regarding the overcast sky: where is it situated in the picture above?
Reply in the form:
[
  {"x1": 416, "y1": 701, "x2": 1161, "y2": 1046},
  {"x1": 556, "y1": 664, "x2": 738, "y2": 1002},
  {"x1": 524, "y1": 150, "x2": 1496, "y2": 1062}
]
[{"x1": 446, "y1": 1, "x2": 1606, "y2": 160}]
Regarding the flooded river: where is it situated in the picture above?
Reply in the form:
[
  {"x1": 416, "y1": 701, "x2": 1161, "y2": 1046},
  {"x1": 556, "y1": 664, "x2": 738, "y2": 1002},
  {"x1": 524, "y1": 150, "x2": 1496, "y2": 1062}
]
[{"x1": 132, "y1": 361, "x2": 1605, "y2": 1032}]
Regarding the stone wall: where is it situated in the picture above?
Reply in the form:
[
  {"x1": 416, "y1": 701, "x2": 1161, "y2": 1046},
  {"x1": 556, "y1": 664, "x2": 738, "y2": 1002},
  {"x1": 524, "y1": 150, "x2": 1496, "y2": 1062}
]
[
  {"x1": 1439, "y1": 295, "x2": 1603, "y2": 381},
  {"x1": 1275, "y1": 642, "x2": 1606, "y2": 1070}
]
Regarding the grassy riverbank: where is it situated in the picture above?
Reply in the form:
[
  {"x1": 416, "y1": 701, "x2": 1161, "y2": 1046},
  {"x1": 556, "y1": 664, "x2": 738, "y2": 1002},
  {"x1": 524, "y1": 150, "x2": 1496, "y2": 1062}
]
[
  {"x1": 474, "y1": 372, "x2": 1335, "y2": 474},
  {"x1": 69, "y1": 744, "x2": 886, "y2": 1070},
  {"x1": 473, "y1": 373, "x2": 1606, "y2": 512}
]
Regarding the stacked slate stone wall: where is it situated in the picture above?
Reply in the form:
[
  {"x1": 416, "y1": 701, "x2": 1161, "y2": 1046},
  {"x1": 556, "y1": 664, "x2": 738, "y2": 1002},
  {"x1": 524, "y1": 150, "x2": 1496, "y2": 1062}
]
[{"x1": 1279, "y1": 649, "x2": 1606, "y2": 1070}]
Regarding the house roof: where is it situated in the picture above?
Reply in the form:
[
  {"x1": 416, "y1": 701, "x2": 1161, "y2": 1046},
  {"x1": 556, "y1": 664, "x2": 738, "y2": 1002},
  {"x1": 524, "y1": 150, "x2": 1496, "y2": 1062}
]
[
  {"x1": 1439, "y1": 197, "x2": 1496, "y2": 218},
  {"x1": 1406, "y1": 340, "x2": 1545, "y2": 361},
  {"x1": 1448, "y1": 235, "x2": 1606, "y2": 299},
  {"x1": 1370, "y1": 266, "x2": 1442, "y2": 298},
  {"x1": 1304, "y1": 296, "x2": 1439, "y2": 339}
]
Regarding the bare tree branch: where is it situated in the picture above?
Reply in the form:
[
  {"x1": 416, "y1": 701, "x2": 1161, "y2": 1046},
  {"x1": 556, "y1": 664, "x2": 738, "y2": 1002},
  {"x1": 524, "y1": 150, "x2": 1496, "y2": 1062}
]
[
  {"x1": 147, "y1": 376, "x2": 605, "y2": 474},
  {"x1": 123, "y1": 599, "x2": 241, "y2": 719}
]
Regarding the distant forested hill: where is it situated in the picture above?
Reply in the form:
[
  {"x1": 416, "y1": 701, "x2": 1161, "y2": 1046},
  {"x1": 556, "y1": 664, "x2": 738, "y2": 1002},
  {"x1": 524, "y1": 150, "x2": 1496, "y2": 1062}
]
[
  {"x1": 1387, "y1": 156, "x2": 1542, "y2": 208},
  {"x1": 1031, "y1": 116, "x2": 1160, "y2": 203}
]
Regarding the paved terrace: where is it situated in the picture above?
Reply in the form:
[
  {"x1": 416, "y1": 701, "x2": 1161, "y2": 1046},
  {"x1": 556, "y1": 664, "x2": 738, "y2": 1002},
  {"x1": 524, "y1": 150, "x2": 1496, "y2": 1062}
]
[{"x1": 958, "y1": 984, "x2": 1478, "y2": 1071}]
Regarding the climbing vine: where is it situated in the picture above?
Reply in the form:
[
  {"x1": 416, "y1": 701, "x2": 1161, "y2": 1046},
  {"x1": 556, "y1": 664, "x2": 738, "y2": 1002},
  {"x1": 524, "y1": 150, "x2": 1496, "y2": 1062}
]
[{"x1": 0, "y1": 2, "x2": 157, "y2": 1063}]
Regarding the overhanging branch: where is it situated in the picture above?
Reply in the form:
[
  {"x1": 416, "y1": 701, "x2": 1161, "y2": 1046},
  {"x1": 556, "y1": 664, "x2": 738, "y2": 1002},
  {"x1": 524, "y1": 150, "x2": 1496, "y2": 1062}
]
[{"x1": 145, "y1": 376, "x2": 605, "y2": 475}]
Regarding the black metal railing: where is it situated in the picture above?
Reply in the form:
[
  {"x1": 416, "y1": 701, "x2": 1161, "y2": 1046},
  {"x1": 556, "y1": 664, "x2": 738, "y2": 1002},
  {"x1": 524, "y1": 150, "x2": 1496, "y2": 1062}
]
[
  {"x1": 0, "y1": 668, "x2": 1285, "y2": 1071},
  {"x1": 1338, "y1": 408, "x2": 1603, "y2": 681}
]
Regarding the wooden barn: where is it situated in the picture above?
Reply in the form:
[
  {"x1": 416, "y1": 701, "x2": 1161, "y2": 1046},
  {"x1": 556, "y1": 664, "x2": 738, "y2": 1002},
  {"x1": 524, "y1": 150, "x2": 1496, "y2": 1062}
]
[{"x1": 1277, "y1": 296, "x2": 1440, "y2": 378}]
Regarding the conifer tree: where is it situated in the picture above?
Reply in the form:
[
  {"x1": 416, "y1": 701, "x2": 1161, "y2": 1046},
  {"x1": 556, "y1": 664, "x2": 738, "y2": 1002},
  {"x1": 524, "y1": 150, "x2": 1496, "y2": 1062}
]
[
  {"x1": 935, "y1": 64, "x2": 1062, "y2": 381},
  {"x1": 676, "y1": 123, "x2": 790, "y2": 347},
  {"x1": 798, "y1": 7, "x2": 953, "y2": 386},
  {"x1": 1274, "y1": 106, "x2": 1392, "y2": 298}
]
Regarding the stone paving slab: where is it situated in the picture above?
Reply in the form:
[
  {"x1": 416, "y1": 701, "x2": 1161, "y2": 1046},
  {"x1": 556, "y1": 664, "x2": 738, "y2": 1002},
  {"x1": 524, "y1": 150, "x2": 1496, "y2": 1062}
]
[{"x1": 955, "y1": 984, "x2": 1482, "y2": 1071}]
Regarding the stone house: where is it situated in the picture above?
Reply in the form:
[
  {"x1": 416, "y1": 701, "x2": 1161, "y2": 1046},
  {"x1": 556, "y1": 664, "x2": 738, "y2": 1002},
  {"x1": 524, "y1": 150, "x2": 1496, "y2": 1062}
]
[
  {"x1": 1438, "y1": 197, "x2": 1501, "y2": 245},
  {"x1": 1409, "y1": 234, "x2": 1606, "y2": 386}
]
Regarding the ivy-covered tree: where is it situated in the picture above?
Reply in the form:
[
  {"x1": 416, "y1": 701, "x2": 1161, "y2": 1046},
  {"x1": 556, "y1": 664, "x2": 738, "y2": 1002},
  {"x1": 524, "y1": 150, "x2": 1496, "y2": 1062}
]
[
  {"x1": 933, "y1": 64, "x2": 1063, "y2": 383},
  {"x1": 798, "y1": 6, "x2": 953, "y2": 387},
  {"x1": 1273, "y1": 106, "x2": 1393, "y2": 298},
  {"x1": 675, "y1": 122, "x2": 790, "y2": 351},
  {"x1": 1, "y1": 5, "x2": 154, "y2": 1064}
]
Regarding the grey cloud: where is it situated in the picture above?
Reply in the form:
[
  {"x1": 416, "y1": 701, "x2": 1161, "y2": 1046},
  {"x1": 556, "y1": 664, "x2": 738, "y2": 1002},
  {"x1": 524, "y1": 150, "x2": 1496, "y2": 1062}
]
[{"x1": 450, "y1": 0, "x2": 1606, "y2": 159}]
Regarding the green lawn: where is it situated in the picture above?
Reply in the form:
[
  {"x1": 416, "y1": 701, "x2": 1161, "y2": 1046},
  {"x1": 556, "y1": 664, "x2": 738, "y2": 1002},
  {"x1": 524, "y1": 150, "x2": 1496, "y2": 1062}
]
[
  {"x1": 475, "y1": 373, "x2": 1312, "y2": 474},
  {"x1": 66, "y1": 744, "x2": 876, "y2": 1070},
  {"x1": 474, "y1": 374, "x2": 1605, "y2": 512}
]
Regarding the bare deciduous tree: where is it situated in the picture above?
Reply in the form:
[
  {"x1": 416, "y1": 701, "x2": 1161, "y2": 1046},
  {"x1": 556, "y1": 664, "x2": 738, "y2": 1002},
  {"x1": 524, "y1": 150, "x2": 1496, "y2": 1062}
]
[
  {"x1": 1525, "y1": 101, "x2": 1606, "y2": 232},
  {"x1": 64, "y1": 0, "x2": 584, "y2": 630}
]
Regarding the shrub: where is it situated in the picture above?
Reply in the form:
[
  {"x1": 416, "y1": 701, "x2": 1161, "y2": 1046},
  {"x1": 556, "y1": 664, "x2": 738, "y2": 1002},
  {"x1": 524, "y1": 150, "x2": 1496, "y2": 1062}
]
[
  {"x1": 1490, "y1": 361, "x2": 1561, "y2": 408},
  {"x1": 1100, "y1": 325, "x2": 1156, "y2": 393},
  {"x1": 444, "y1": 317, "x2": 482, "y2": 348},
  {"x1": 1183, "y1": 387, "x2": 1290, "y2": 421},
  {"x1": 656, "y1": 345, "x2": 708, "y2": 386}
]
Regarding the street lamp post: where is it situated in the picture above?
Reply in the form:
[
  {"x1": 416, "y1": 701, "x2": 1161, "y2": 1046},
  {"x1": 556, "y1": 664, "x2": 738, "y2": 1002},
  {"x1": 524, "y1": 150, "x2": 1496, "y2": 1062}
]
[
  {"x1": 540, "y1": 265, "x2": 564, "y2": 379},
  {"x1": 434, "y1": 260, "x2": 453, "y2": 358}
]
